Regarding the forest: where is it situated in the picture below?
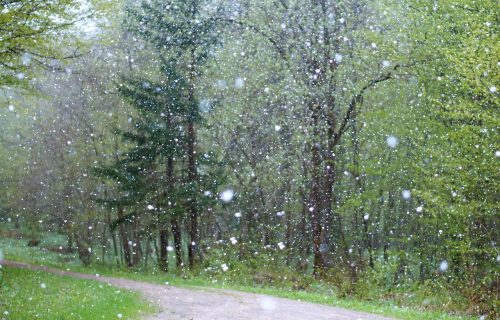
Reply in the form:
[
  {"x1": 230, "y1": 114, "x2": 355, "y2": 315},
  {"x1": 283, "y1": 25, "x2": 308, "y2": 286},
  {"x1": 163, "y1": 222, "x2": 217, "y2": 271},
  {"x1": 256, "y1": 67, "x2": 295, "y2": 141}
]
[{"x1": 0, "y1": 0, "x2": 498, "y2": 319}]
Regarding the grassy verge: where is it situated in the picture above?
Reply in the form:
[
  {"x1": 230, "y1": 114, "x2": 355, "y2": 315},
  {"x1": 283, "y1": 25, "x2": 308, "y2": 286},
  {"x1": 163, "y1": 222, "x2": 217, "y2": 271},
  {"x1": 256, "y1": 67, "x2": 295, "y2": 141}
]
[
  {"x1": 0, "y1": 266, "x2": 154, "y2": 320},
  {"x1": 0, "y1": 231, "x2": 474, "y2": 320}
]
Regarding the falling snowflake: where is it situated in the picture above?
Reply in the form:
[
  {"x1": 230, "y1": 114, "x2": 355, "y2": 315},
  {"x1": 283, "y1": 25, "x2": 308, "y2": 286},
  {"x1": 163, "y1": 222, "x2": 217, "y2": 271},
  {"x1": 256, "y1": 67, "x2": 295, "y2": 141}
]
[
  {"x1": 220, "y1": 189, "x2": 234, "y2": 202},
  {"x1": 402, "y1": 190, "x2": 411, "y2": 200},
  {"x1": 234, "y1": 77, "x2": 245, "y2": 89},
  {"x1": 386, "y1": 135, "x2": 399, "y2": 148},
  {"x1": 439, "y1": 260, "x2": 448, "y2": 272}
]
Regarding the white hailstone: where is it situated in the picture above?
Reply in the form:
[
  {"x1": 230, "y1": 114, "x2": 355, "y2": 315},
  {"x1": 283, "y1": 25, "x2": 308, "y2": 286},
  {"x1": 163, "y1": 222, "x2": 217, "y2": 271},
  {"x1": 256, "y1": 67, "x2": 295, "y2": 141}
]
[
  {"x1": 494, "y1": 151, "x2": 500, "y2": 157},
  {"x1": 439, "y1": 260, "x2": 448, "y2": 272},
  {"x1": 147, "y1": 204, "x2": 155, "y2": 210},
  {"x1": 234, "y1": 212, "x2": 242, "y2": 218},
  {"x1": 220, "y1": 189, "x2": 234, "y2": 203},
  {"x1": 280, "y1": 23, "x2": 286, "y2": 30},
  {"x1": 203, "y1": 190, "x2": 212, "y2": 196},
  {"x1": 234, "y1": 77, "x2": 245, "y2": 89},
  {"x1": 334, "y1": 53, "x2": 343, "y2": 63},
  {"x1": 8, "y1": 105, "x2": 14, "y2": 112},
  {"x1": 371, "y1": 42, "x2": 377, "y2": 48},
  {"x1": 166, "y1": 246, "x2": 174, "y2": 252},
  {"x1": 259, "y1": 297, "x2": 277, "y2": 311},
  {"x1": 489, "y1": 86, "x2": 497, "y2": 93},
  {"x1": 230, "y1": 237, "x2": 238, "y2": 245},
  {"x1": 221, "y1": 263, "x2": 229, "y2": 271},
  {"x1": 416, "y1": 206, "x2": 423, "y2": 213},
  {"x1": 386, "y1": 135, "x2": 399, "y2": 148},
  {"x1": 278, "y1": 242, "x2": 285, "y2": 250},
  {"x1": 339, "y1": 17, "x2": 345, "y2": 23},
  {"x1": 309, "y1": 207, "x2": 315, "y2": 212},
  {"x1": 274, "y1": 125, "x2": 282, "y2": 132},
  {"x1": 40, "y1": 283, "x2": 47, "y2": 289},
  {"x1": 363, "y1": 213, "x2": 370, "y2": 221},
  {"x1": 276, "y1": 211, "x2": 285, "y2": 217},
  {"x1": 402, "y1": 190, "x2": 411, "y2": 200},
  {"x1": 452, "y1": 191, "x2": 457, "y2": 197}
]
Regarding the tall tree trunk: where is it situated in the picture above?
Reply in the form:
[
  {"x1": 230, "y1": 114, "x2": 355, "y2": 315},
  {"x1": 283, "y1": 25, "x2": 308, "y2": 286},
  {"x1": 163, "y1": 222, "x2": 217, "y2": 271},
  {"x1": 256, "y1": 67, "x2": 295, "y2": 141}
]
[
  {"x1": 309, "y1": 106, "x2": 324, "y2": 277},
  {"x1": 117, "y1": 205, "x2": 132, "y2": 268},
  {"x1": 171, "y1": 217, "x2": 183, "y2": 269},
  {"x1": 159, "y1": 152, "x2": 174, "y2": 271},
  {"x1": 159, "y1": 228, "x2": 169, "y2": 271},
  {"x1": 187, "y1": 48, "x2": 199, "y2": 269}
]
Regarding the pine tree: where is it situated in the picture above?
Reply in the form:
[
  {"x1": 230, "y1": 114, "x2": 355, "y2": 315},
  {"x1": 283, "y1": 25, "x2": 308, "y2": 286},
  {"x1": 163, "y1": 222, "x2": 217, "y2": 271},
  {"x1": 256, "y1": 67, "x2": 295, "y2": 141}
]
[{"x1": 125, "y1": 0, "x2": 222, "y2": 268}]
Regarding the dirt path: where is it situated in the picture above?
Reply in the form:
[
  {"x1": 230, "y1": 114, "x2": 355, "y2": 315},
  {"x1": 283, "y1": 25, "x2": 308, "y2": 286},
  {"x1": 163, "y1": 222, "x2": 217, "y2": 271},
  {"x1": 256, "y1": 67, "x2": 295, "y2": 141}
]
[{"x1": 1, "y1": 260, "x2": 395, "y2": 320}]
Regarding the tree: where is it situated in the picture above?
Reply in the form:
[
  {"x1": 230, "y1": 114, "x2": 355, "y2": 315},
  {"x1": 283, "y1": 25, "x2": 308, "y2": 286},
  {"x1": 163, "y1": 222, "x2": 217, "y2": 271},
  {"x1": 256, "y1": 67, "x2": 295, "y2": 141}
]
[
  {"x1": 0, "y1": 0, "x2": 83, "y2": 87},
  {"x1": 125, "y1": 0, "x2": 222, "y2": 269}
]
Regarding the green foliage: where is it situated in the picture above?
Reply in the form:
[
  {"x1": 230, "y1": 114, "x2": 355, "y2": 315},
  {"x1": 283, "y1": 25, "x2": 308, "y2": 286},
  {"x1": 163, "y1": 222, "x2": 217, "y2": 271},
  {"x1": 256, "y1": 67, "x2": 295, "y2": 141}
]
[{"x1": 0, "y1": 0, "x2": 81, "y2": 86}]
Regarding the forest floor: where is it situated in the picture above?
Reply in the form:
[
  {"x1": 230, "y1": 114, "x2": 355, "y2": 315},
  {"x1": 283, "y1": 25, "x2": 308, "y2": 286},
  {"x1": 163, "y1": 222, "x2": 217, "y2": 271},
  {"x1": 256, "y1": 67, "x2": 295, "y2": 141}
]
[{"x1": 2, "y1": 260, "x2": 394, "y2": 320}]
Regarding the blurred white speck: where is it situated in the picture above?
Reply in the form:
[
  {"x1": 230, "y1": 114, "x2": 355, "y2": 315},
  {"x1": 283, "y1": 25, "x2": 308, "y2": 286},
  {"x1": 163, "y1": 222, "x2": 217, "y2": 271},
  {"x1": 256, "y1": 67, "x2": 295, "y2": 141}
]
[
  {"x1": 276, "y1": 211, "x2": 285, "y2": 217},
  {"x1": 495, "y1": 151, "x2": 500, "y2": 157},
  {"x1": 386, "y1": 135, "x2": 399, "y2": 148},
  {"x1": 221, "y1": 263, "x2": 229, "y2": 271},
  {"x1": 402, "y1": 190, "x2": 411, "y2": 200},
  {"x1": 230, "y1": 237, "x2": 238, "y2": 245},
  {"x1": 274, "y1": 125, "x2": 282, "y2": 132},
  {"x1": 489, "y1": 86, "x2": 497, "y2": 93},
  {"x1": 234, "y1": 212, "x2": 242, "y2": 218},
  {"x1": 117, "y1": 314, "x2": 123, "y2": 319},
  {"x1": 363, "y1": 213, "x2": 370, "y2": 220},
  {"x1": 234, "y1": 77, "x2": 245, "y2": 89},
  {"x1": 40, "y1": 283, "x2": 47, "y2": 289},
  {"x1": 166, "y1": 246, "x2": 174, "y2": 252},
  {"x1": 439, "y1": 260, "x2": 448, "y2": 272},
  {"x1": 147, "y1": 204, "x2": 155, "y2": 210},
  {"x1": 278, "y1": 242, "x2": 285, "y2": 250},
  {"x1": 416, "y1": 206, "x2": 423, "y2": 213},
  {"x1": 382, "y1": 60, "x2": 391, "y2": 68},
  {"x1": 220, "y1": 189, "x2": 234, "y2": 203},
  {"x1": 334, "y1": 53, "x2": 343, "y2": 63},
  {"x1": 8, "y1": 105, "x2": 15, "y2": 112}
]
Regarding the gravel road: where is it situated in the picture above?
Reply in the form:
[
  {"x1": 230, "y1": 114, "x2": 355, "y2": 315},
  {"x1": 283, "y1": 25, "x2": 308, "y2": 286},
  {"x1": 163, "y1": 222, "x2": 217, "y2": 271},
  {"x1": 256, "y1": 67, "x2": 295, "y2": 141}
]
[{"x1": 2, "y1": 260, "x2": 395, "y2": 320}]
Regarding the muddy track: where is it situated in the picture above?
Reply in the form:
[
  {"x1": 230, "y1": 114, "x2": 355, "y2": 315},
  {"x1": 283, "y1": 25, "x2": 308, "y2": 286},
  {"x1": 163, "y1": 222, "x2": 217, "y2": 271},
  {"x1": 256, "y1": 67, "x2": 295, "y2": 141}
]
[{"x1": 1, "y1": 260, "x2": 396, "y2": 320}]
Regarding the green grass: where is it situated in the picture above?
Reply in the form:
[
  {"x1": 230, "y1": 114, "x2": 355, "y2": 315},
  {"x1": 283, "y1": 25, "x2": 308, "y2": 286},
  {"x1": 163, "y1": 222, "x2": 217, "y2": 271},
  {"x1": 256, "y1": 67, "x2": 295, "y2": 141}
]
[
  {"x1": 0, "y1": 266, "x2": 154, "y2": 320},
  {"x1": 0, "y1": 230, "x2": 476, "y2": 320}
]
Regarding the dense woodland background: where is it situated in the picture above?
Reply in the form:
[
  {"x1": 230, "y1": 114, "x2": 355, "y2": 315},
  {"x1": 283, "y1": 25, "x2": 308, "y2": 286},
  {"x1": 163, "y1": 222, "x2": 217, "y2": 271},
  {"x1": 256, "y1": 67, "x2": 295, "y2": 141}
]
[{"x1": 0, "y1": 0, "x2": 498, "y2": 317}]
